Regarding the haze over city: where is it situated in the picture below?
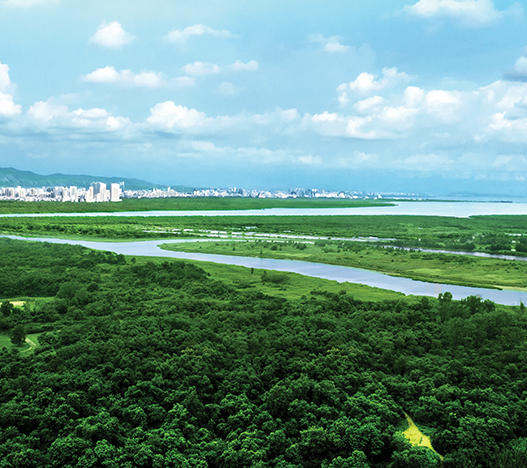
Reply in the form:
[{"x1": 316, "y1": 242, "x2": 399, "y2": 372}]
[{"x1": 1, "y1": 0, "x2": 527, "y2": 196}]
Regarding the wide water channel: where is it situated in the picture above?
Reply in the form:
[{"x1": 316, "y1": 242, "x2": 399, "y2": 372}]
[{"x1": 6, "y1": 235, "x2": 527, "y2": 306}]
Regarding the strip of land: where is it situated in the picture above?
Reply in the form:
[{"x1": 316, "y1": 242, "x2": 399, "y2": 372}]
[{"x1": 160, "y1": 239, "x2": 527, "y2": 291}]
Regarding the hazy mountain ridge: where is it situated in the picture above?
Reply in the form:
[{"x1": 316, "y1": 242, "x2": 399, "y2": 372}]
[{"x1": 0, "y1": 167, "x2": 169, "y2": 191}]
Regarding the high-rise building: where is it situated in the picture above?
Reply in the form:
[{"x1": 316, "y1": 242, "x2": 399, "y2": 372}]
[
  {"x1": 110, "y1": 183, "x2": 120, "y2": 202},
  {"x1": 85, "y1": 187, "x2": 94, "y2": 203},
  {"x1": 91, "y1": 182, "x2": 106, "y2": 202}
]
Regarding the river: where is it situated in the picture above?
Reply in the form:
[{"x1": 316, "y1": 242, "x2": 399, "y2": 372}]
[{"x1": 5, "y1": 235, "x2": 527, "y2": 306}]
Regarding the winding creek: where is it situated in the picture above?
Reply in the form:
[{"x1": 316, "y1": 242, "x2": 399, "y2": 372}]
[
  {"x1": 4, "y1": 201, "x2": 527, "y2": 305},
  {"x1": 5, "y1": 235, "x2": 527, "y2": 306}
]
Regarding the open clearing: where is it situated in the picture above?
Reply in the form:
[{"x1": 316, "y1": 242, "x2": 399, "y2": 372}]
[
  {"x1": 0, "y1": 332, "x2": 40, "y2": 353},
  {"x1": 403, "y1": 412, "x2": 443, "y2": 460}
]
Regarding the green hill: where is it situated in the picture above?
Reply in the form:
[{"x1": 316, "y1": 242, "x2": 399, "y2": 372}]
[{"x1": 0, "y1": 167, "x2": 172, "y2": 191}]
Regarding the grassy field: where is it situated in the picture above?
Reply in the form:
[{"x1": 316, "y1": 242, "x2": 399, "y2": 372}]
[
  {"x1": 0, "y1": 332, "x2": 41, "y2": 353},
  {"x1": 131, "y1": 254, "x2": 414, "y2": 303},
  {"x1": 1, "y1": 213, "x2": 526, "y2": 256},
  {"x1": 160, "y1": 239, "x2": 527, "y2": 290},
  {"x1": 0, "y1": 197, "x2": 391, "y2": 214}
]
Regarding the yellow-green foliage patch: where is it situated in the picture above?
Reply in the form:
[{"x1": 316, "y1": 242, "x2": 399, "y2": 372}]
[{"x1": 402, "y1": 413, "x2": 443, "y2": 461}]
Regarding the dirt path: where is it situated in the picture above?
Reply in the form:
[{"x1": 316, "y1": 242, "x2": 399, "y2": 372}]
[{"x1": 403, "y1": 412, "x2": 443, "y2": 460}]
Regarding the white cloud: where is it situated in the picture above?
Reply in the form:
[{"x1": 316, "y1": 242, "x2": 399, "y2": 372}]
[
  {"x1": 28, "y1": 100, "x2": 68, "y2": 122},
  {"x1": 298, "y1": 155, "x2": 322, "y2": 165},
  {"x1": 166, "y1": 24, "x2": 234, "y2": 43},
  {"x1": 338, "y1": 91, "x2": 349, "y2": 107},
  {"x1": 181, "y1": 62, "x2": 220, "y2": 76},
  {"x1": 309, "y1": 34, "x2": 350, "y2": 53},
  {"x1": 229, "y1": 60, "x2": 259, "y2": 72},
  {"x1": 84, "y1": 67, "x2": 165, "y2": 88},
  {"x1": 84, "y1": 66, "x2": 195, "y2": 88},
  {"x1": 341, "y1": 67, "x2": 410, "y2": 95},
  {"x1": 0, "y1": 92, "x2": 21, "y2": 117},
  {"x1": 0, "y1": 62, "x2": 20, "y2": 117},
  {"x1": 2, "y1": 0, "x2": 58, "y2": 6},
  {"x1": 425, "y1": 89, "x2": 463, "y2": 122},
  {"x1": 27, "y1": 97, "x2": 131, "y2": 131},
  {"x1": 485, "y1": 111, "x2": 527, "y2": 141},
  {"x1": 404, "y1": 86, "x2": 425, "y2": 107},
  {"x1": 146, "y1": 102, "x2": 207, "y2": 130},
  {"x1": 503, "y1": 51, "x2": 527, "y2": 82},
  {"x1": 308, "y1": 112, "x2": 377, "y2": 139},
  {"x1": 354, "y1": 96, "x2": 385, "y2": 114},
  {"x1": 106, "y1": 116, "x2": 130, "y2": 131},
  {"x1": 89, "y1": 21, "x2": 133, "y2": 49},
  {"x1": 404, "y1": 0, "x2": 514, "y2": 27},
  {"x1": 280, "y1": 109, "x2": 298, "y2": 121},
  {"x1": 0, "y1": 62, "x2": 15, "y2": 94}
]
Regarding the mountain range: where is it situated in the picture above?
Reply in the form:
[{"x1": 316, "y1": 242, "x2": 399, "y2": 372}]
[{"x1": 0, "y1": 167, "x2": 172, "y2": 191}]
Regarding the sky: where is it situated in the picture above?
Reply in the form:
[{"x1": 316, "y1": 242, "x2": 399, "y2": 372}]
[{"x1": 1, "y1": 0, "x2": 527, "y2": 195}]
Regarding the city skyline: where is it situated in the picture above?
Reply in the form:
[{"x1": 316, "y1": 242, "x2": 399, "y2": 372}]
[{"x1": 1, "y1": 1, "x2": 527, "y2": 196}]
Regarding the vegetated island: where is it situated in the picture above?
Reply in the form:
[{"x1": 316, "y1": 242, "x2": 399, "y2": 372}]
[
  {"x1": 0, "y1": 237, "x2": 526, "y2": 467},
  {"x1": 2, "y1": 210, "x2": 527, "y2": 290},
  {"x1": 160, "y1": 238, "x2": 527, "y2": 291}
]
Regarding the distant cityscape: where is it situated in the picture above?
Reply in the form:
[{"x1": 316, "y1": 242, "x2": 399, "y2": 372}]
[{"x1": 0, "y1": 183, "x2": 399, "y2": 202}]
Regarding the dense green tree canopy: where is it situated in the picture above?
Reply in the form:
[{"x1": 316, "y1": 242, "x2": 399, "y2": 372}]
[{"x1": 0, "y1": 238, "x2": 527, "y2": 467}]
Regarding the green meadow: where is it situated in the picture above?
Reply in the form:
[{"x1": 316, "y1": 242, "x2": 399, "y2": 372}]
[
  {"x1": 161, "y1": 239, "x2": 527, "y2": 290},
  {"x1": 0, "y1": 196, "x2": 391, "y2": 214}
]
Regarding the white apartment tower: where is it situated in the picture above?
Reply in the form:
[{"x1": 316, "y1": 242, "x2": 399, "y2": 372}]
[
  {"x1": 110, "y1": 183, "x2": 120, "y2": 202},
  {"x1": 91, "y1": 182, "x2": 107, "y2": 202},
  {"x1": 85, "y1": 187, "x2": 94, "y2": 203}
]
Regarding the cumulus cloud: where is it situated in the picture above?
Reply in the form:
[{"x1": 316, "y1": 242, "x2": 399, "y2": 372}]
[
  {"x1": 27, "y1": 97, "x2": 131, "y2": 131},
  {"x1": 503, "y1": 50, "x2": 527, "y2": 82},
  {"x1": 425, "y1": 89, "x2": 462, "y2": 122},
  {"x1": 166, "y1": 24, "x2": 234, "y2": 43},
  {"x1": 0, "y1": 93, "x2": 21, "y2": 117},
  {"x1": 89, "y1": 21, "x2": 133, "y2": 49},
  {"x1": 309, "y1": 34, "x2": 351, "y2": 53},
  {"x1": 144, "y1": 103, "x2": 300, "y2": 136},
  {"x1": 404, "y1": 0, "x2": 518, "y2": 27},
  {"x1": 354, "y1": 96, "x2": 385, "y2": 114},
  {"x1": 180, "y1": 60, "x2": 258, "y2": 76},
  {"x1": 339, "y1": 67, "x2": 411, "y2": 96},
  {"x1": 0, "y1": 62, "x2": 21, "y2": 117},
  {"x1": 181, "y1": 62, "x2": 220, "y2": 76},
  {"x1": 84, "y1": 67, "x2": 166, "y2": 88},
  {"x1": 229, "y1": 60, "x2": 259, "y2": 72},
  {"x1": 307, "y1": 112, "x2": 377, "y2": 139},
  {"x1": 0, "y1": 62, "x2": 15, "y2": 94},
  {"x1": 146, "y1": 102, "x2": 207, "y2": 130}
]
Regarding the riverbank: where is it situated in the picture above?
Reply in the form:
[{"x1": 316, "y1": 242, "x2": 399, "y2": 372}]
[{"x1": 160, "y1": 240, "x2": 527, "y2": 291}]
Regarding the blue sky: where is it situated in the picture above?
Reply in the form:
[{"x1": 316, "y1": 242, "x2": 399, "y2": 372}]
[{"x1": 1, "y1": 0, "x2": 527, "y2": 195}]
